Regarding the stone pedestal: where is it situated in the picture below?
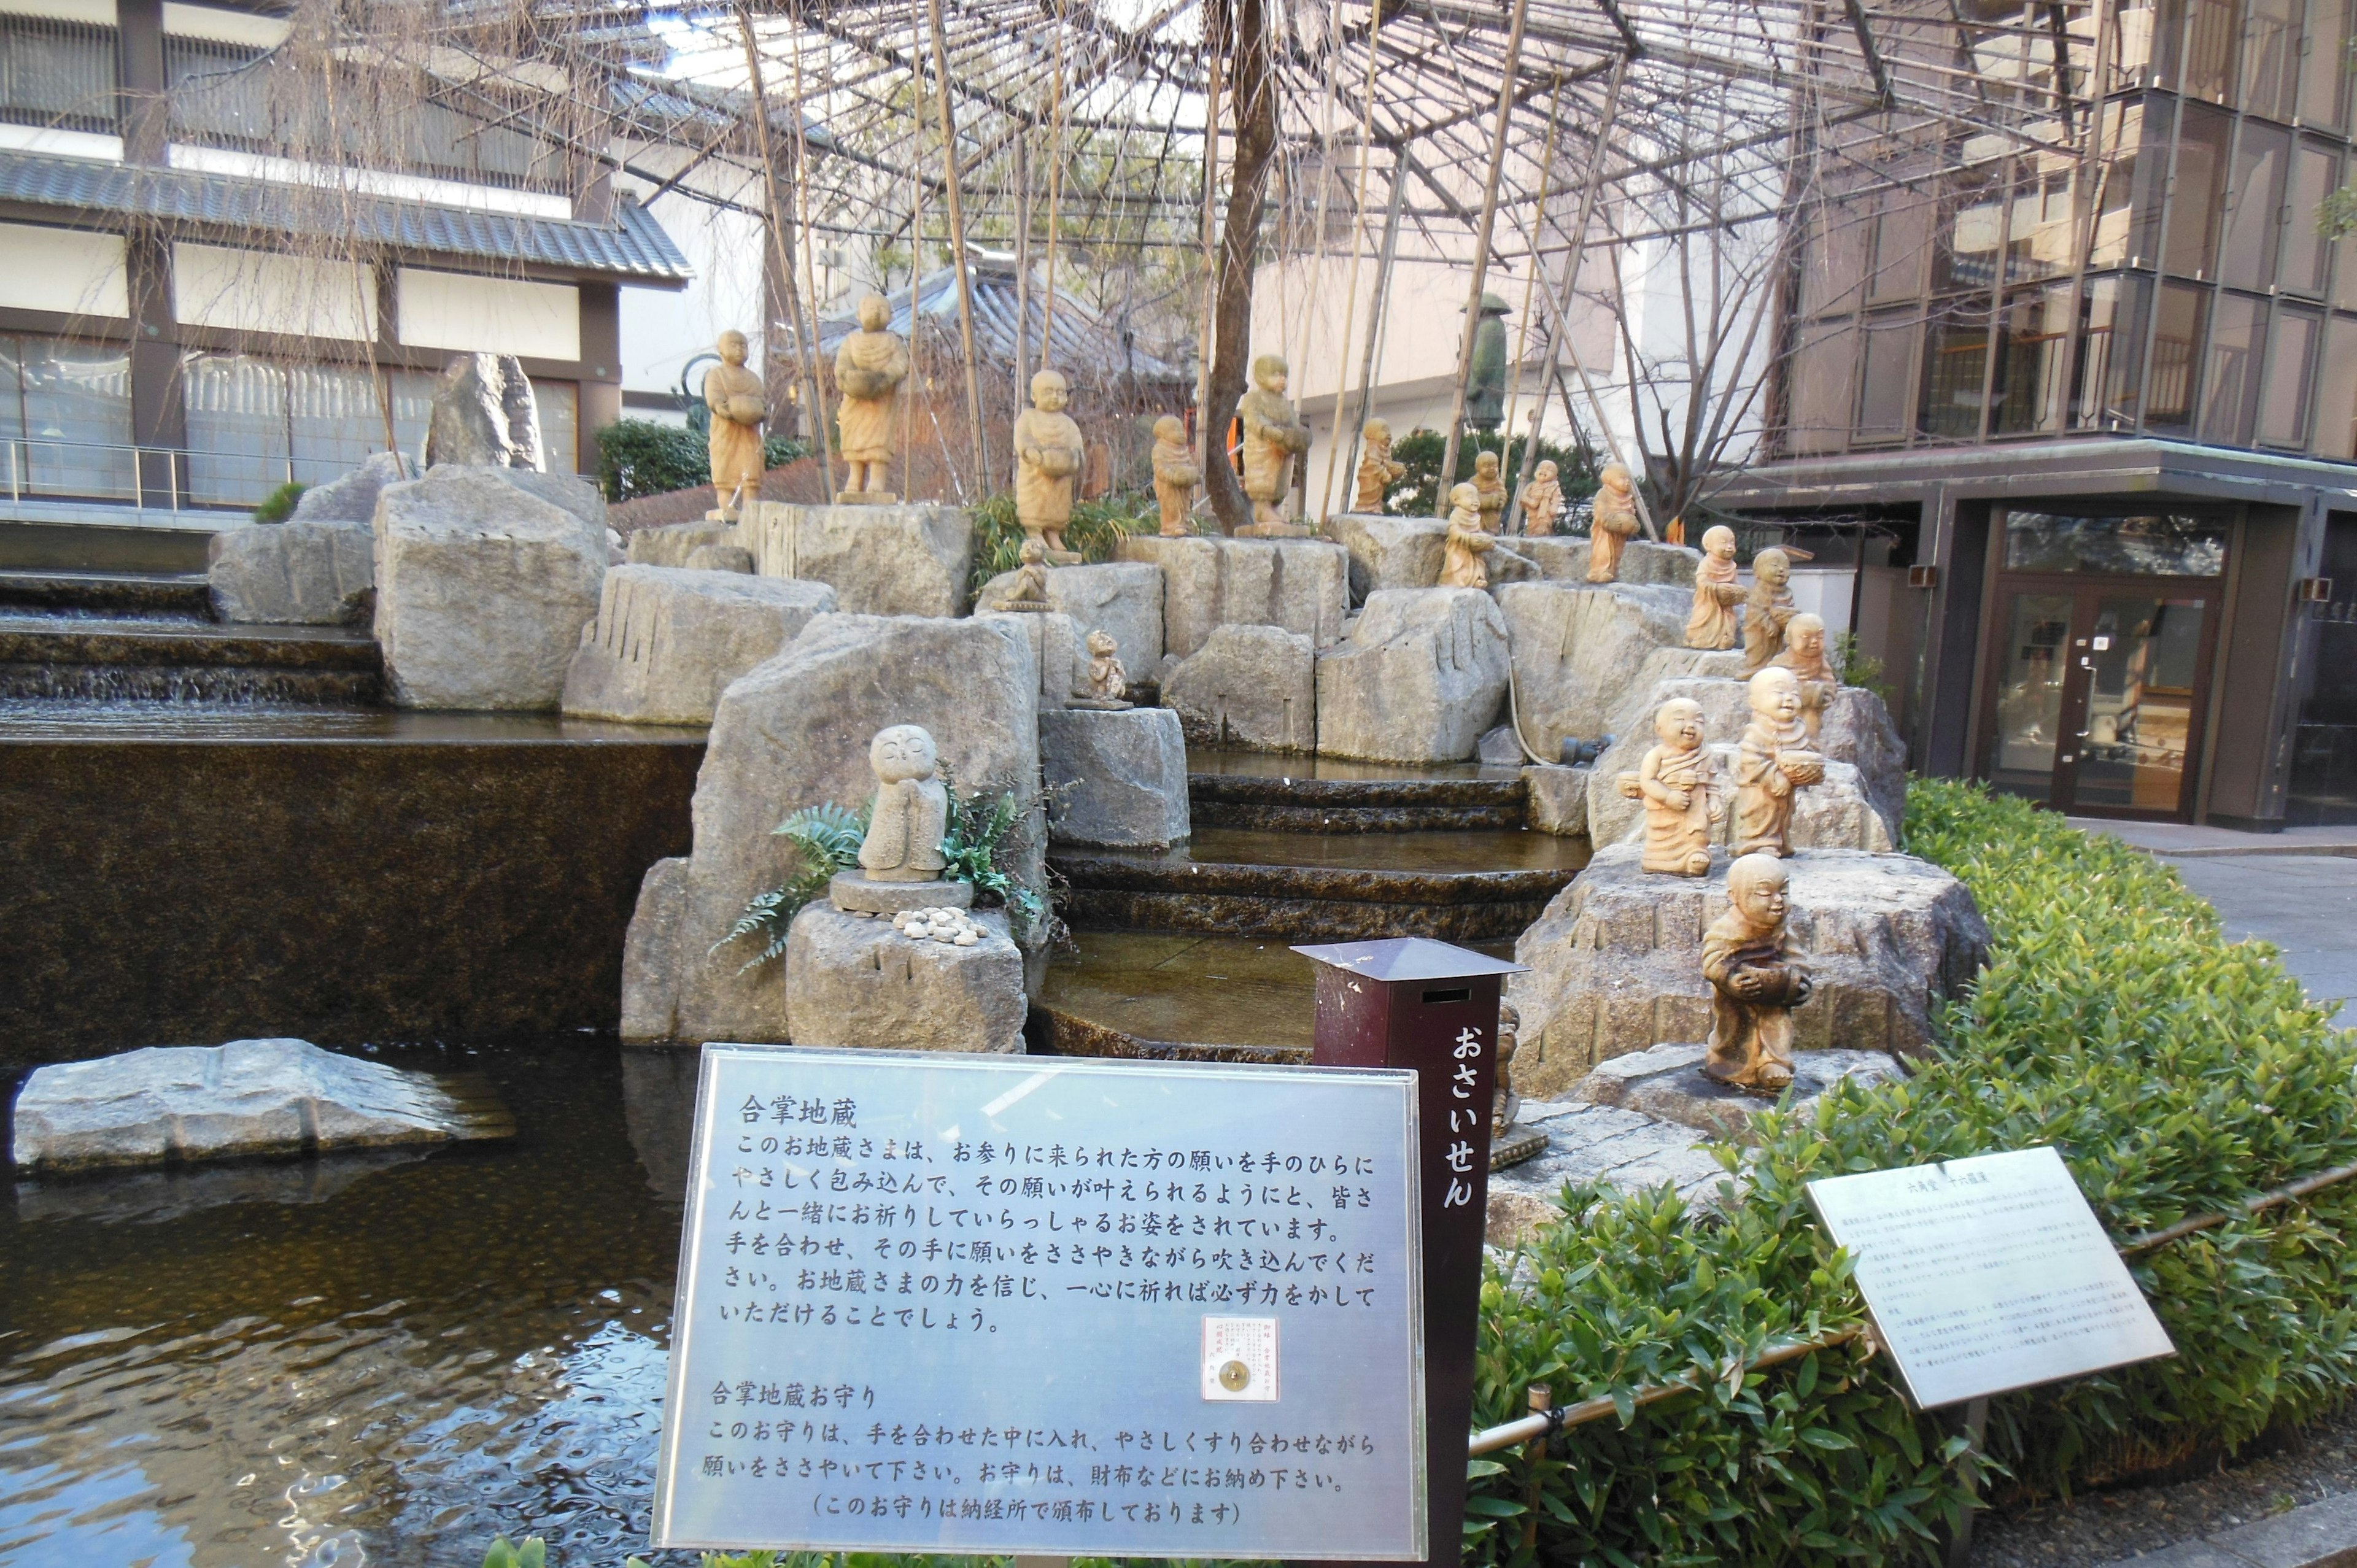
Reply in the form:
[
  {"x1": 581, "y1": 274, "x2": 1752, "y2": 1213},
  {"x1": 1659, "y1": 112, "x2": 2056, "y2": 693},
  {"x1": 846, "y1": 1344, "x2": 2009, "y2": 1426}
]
[
  {"x1": 563, "y1": 566, "x2": 837, "y2": 725},
  {"x1": 1571, "y1": 1040, "x2": 1905, "y2": 1142},
  {"x1": 1321, "y1": 513, "x2": 1448, "y2": 598},
  {"x1": 1161, "y1": 624, "x2": 1316, "y2": 752},
  {"x1": 827, "y1": 871, "x2": 973, "y2": 914},
  {"x1": 784, "y1": 903, "x2": 1026, "y2": 1054},
  {"x1": 1315, "y1": 587, "x2": 1510, "y2": 763},
  {"x1": 626, "y1": 519, "x2": 740, "y2": 566},
  {"x1": 1115, "y1": 533, "x2": 1347, "y2": 658},
  {"x1": 741, "y1": 501, "x2": 972, "y2": 617},
  {"x1": 1041, "y1": 705, "x2": 1190, "y2": 849},
  {"x1": 978, "y1": 608, "x2": 1086, "y2": 709},
  {"x1": 1488, "y1": 535, "x2": 1702, "y2": 588}
]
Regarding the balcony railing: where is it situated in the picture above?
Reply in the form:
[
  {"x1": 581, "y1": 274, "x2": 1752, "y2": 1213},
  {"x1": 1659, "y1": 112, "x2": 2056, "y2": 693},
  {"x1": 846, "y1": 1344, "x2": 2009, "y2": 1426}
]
[{"x1": 0, "y1": 438, "x2": 305, "y2": 513}]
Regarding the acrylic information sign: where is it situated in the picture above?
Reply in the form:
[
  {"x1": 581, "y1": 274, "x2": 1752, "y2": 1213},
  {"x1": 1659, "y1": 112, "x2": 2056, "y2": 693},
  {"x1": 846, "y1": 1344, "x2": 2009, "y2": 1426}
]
[
  {"x1": 1805, "y1": 1145, "x2": 2175, "y2": 1410},
  {"x1": 652, "y1": 1046, "x2": 1428, "y2": 1559}
]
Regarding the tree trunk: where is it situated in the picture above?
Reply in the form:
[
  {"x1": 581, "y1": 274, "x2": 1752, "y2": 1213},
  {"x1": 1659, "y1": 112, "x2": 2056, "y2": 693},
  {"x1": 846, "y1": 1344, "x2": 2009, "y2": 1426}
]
[{"x1": 1203, "y1": 0, "x2": 1274, "y2": 535}]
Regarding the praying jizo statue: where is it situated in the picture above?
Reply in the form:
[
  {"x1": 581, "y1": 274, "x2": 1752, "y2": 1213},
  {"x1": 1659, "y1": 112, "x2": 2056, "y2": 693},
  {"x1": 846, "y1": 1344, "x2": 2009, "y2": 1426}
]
[
  {"x1": 1150, "y1": 415, "x2": 1200, "y2": 537},
  {"x1": 1773, "y1": 611, "x2": 1838, "y2": 741},
  {"x1": 1734, "y1": 666, "x2": 1825, "y2": 858},
  {"x1": 1237, "y1": 354, "x2": 1311, "y2": 536},
  {"x1": 1617, "y1": 697, "x2": 1722, "y2": 876},
  {"x1": 832, "y1": 724, "x2": 973, "y2": 915},
  {"x1": 1517, "y1": 460, "x2": 1564, "y2": 537},
  {"x1": 832, "y1": 293, "x2": 909, "y2": 502},
  {"x1": 702, "y1": 330, "x2": 765, "y2": 521},
  {"x1": 1013, "y1": 369, "x2": 1086, "y2": 562},
  {"x1": 1743, "y1": 546, "x2": 1799, "y2": 673},
  {"x1": 1354, "y1": 419, "x2": 1407, "y2": 512},
  {"x1": 1440, "y1": 482, "x2": 1495, "y2": 589},
  {"x1": 1587, "y1": 462, "x2": 1640, "y2": 582},
  {"x1": 1686, "y1": 525, "x2": 1743, "y2": 650},
  {"x1": 1701, "y1": 852, "x2": 1813, "y2": 1094}
]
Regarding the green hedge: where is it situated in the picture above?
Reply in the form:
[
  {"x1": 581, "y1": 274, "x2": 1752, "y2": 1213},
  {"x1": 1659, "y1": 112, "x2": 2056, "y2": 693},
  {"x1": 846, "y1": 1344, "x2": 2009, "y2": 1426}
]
[
  {"x1": 1469, "y1": 779, "x2": 2357, "y2": 1566},
  {"x1": 967, "y1": 492, "x2": 1153, "y2": 599},
  {"x1": 593, "y1": 419, "x2": 808, "y2": 503}
]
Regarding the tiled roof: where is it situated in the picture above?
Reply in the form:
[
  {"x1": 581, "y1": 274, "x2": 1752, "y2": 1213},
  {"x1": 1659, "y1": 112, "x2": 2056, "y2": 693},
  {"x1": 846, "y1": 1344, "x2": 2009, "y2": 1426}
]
[
  {"x1": 0, "y1": 150, "x2": 694, "y2": 285},
  {"x1": 816, "y1": 260, "x2": 1188, "y2": 385}
]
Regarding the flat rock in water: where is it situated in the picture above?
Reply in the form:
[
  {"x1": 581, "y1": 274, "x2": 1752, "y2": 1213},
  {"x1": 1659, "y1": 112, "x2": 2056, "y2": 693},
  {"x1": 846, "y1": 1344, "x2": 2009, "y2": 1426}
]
[
  {"x1": 1484, "y1": 1098, "x2": 1731, "y2": 1246},
  {"x1": 12, "y1": 1038, "x2": 514, "y2": 1175},
  {"x1": 1573, "y1": 1040, "x2": 1905, "y2": 1141}
]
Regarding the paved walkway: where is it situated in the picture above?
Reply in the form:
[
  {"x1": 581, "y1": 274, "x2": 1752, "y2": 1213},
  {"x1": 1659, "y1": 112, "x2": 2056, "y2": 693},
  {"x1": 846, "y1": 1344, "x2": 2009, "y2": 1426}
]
[{"x1": 2065, "y1": 817, "x2": 2357, "y2": 1028}]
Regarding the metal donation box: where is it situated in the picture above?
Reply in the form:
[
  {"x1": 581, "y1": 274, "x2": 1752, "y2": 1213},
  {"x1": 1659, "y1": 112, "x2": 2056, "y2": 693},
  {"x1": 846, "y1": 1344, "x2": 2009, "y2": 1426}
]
[{"x1": 1293, "y1": 937, "x2": 1527, "y2": 1568}]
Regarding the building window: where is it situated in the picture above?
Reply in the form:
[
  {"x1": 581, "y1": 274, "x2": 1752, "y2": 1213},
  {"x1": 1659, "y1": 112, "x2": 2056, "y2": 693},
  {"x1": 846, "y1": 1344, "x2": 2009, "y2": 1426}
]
[
  {"x1": 1867, "y1": 193, "x2": 1932, "y2": 306},
  {"x1": 2301, "y1": 0, "x2": 2351, "y2": 130},
  {"x1": 2166, "y1": 102, "x2": 2232, "y2": 279},
  {"x1": 2161, "y1": 0, "x2": 2243, "y2": 105},
  {"x1": 0, "y1": 334, "x2": 134, "y2": 500},
  {"x1": 166, "y1": 37, "x2": 275, "y2": 147},
  {"x1": 2199, "y1": 291, "x2": 2266, "y2": 442},
  {"x1": 2146, "y1": 280, "x2": 2210, "y2": 430},
  {"x1": 183, "y1": 353, "x2": 410, "y2": 506},
  {"x1": 2221, "y1": 122, "x2": 2288, "y2": 291},
  {"x1": 537, "y1": 380, "x2": 579, "y2": 474},
  {"x1": 1798, "y1": 204, "x2": 1870, "y2": 318},
  {"x1": 2259, "y1": 305, "x2": 2322, "y2": 446},
  {"x1": 0, "y1": 15, "x2": 117, "y2": 134},
  {"x1": 2284, "y1": 141, "x2": 2336, "y2": 297},
  {"x1": 2003, "y1": 511, "x2": 2229, "y2": 575},
  {"x1": 2078, "y1": 274, "x2": 2149, "y2": 429},
  {"x1": 1931, "y1": 164, "x2": 2005, "y2": 296},
  {"x1": 1992, "y1": 284, "x2": 2075, "y2": 436},
  {"x1": 2005, "y1": 164, "x2": 2075, "y2": 285},
  {"x1": 1785, "y1": 318, "x2": 1856, "y2": 454},
  {"x1": 2316, "y1": 314, "x2": 2357, "y2": 457},
  {"x1": 1918, "y1": 301, "x2": 1992, "y2": 440},
  {"x1": 2243, "y1": 0, "x2": 2302, "y2": 120},
  {"x1": 1856, "y1": 314, "x2": 1918, "y2": 441}
]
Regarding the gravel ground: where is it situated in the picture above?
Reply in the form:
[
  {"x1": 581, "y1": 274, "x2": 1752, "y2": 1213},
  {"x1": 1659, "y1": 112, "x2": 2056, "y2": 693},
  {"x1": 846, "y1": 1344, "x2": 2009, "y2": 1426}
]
[{"x1": 1970, "y1": 1405, "x2": 2357, "y2": 1566}]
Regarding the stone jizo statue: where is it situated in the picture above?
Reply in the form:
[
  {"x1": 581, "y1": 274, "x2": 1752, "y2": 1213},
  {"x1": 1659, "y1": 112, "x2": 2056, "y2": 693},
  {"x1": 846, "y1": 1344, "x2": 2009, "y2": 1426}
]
[
  {"x1": 833, "y1": 293, "x2": 909, "y2": 502},
  {"x1": 1355, "y1": 419, "x2": 1407, "y2": 512},
  {"x1": 1587, "y1": 462, "x2": 1640, "y2": 582},
  {"x1": 703, "y1": 329, "x2": 765, "y2": 521},
  {"x1": 1743, "y1": 547, "x2": 1798, "y2": 673},
  {"x1": 1686, "y1": 525, "x2": 1743, "y2": 650},
  {"x1": 1517, "y1": 460, "x2": 1563, "y2": 537},
  {"x1": 1617, "y1": 696, "x2": 1722, "y2": 876},
  {"x1": 1734, "y1": 666, "x2": 1825, "y2": 858},
  {"x1": 1440, "y1": 482, "x2": 1494, "y2": 589},
  {"x1": 997, "y1": 537, "x2": 1052, "y2": 612},
  {"x1": 1083, "y1": 629, "x2": 1130, "y2": 708},
  {"x1": 1471, "y1": 450, "x2": 1507, "y2": 535},
  {"x1": 1465, "y1": 292, "x2": 1510, "y2": 432},
  {"x1": 1774, "y1": 611, "x2": 1838, "y2": 741},
  {"x1": 1150, "y1": 415, "x2": 1200, "y2": 537},
  {"x1": 832, "y1": 724, "x2": 974, "y2": 916},
  {"x1": 1238, "y1": 353, "x2": 1311, "y2": 536},
  {"x1": 1701, "y1": 852, "x2": 1813, "y2": 1094},
  {"x1": 1013, "y1": 369, "x2": 1087, "y2": 562}
]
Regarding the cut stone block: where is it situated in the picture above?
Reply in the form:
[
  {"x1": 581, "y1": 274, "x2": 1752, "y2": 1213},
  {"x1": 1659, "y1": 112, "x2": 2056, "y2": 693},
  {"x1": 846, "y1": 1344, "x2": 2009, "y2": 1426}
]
[
  {"x1": 1483, "y1": 1099, "x2": 1729, "y2": 1246},
  {"x1": 1116, "y1": 534, "x2": 1348, "y2": 657},
  {"x1": 562, "y1": 565, "x2": 837, "y2": 725},
  {"x1": 1572, "y1": 1041, "x2": 1906, "y2": 1143},
  {"x1": 978, "y1": 608, "x2": 1087, "y2": 709},
  {"x1": 628, "y1": 519, "x2": 740, "y2": 566},
  {"x1": 1162, "y1": 623, "x2": 1315, "y2": 752},
  {"x1": 1042, "y1": 705, "x2": 1190, "y2": 849},
  {"x1": 620, "y1": 613, "x2": 1042, "y2": 1046},
  {"x1": 1321, "y1": 512, "x2": 1447, "y2": 599},
  {"x1": 977, "y1": 560, "x2": 1164, "y2": 680},
  {"x1": 743, "y1": 501, "x2": 972, "y2": 617},
  {"x1": 12, "y1": 1038, "x2": 513, "y2": 1173},
  {"x1": 1492, "y1": 536, "x2": 1703, "y2": 589},
  {"x1": 785, "y1": 904, "x2": 1026, "y2": 1054},
  {"x1": 373, "y1": 465, "x2": 607, "y2": 710},
  {"x1": 1315, "y1": 587, "x2": 1510, "y2": 763},
  {"x1": 1510, "y1": 842, "x2": 1990, "y2": 1098},
  {"x1": 1522, "y1": 763, "x2": 1588, "y2": 835},
  {"x1": 686, "y1": 543, "x2": 756, "y2": 573},
  {"x1": 207, "y1": 519, "x2": 374, "y2": 625}
]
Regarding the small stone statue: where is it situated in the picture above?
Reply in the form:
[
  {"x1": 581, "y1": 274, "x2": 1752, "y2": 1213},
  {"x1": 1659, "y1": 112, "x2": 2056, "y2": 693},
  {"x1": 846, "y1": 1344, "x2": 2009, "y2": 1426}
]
[
  {"x1": 1587, "y1": 462, "x2": 1640, "y2": 582},
  {"x1": 1238, "y1": 354, "x2": 1312, "y2": 536},
  {"x1": 1471, "y1": 450, "x2": 1508, "y2": 535},
  {"x1": 1492, "y1": 1000, "x2": 1522, "y2": 1135},
  {"x1": 994, "y1": 537, "x2": 1052, "y2": 612},
  {"x1": 1734, "y1": 666, "x2": 1825, "y2": 858},
  {"x1": 1743, "y1": 546, "x2": 1798, "y2": 673},
  {"x1": 859, "y1": 725, "x2": 950, "y2": 882},
  {"x1": 1616, "y1": 697, "x2": 1721, "y2": 876},
  {"x1": 1773, "y1": 611, "x2": 1838, "y2": 741},
  {"x1": 1013, "y1": 369, "x2": 1087, "y2": 562},
  {"x1": 833, "y1": 293, "x2": 910, "y2": 502},
  {"x1": 703, "y1": 329, "x2": 766, "y2": 521},
  {"x1": 1701, "y1": 852, "x2": 1813, "y2": 1095},
  {"x1": 1150, "y1": 415, "x2": 1200, "y2": 537},
  {"x1": 1686, "y1": 524, "x2": 1743, "y2": 650},
  {"x1": 1354, "y1": 419, "x2": 1407, "y2": 512},
  {"x1": 1084, "y1": 628, "x2": 1130, "y2": 707},
  {"x1": 1517, "y1": 460, "x2": 1563, "y2": 537},
  {"x1": 1440, "y1": 482, "x2": 1495, "y2": 589}
]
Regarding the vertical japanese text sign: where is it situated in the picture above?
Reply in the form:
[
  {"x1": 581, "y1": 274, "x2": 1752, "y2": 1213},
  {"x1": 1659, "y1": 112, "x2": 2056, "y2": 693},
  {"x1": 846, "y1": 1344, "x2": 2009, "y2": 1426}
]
[
  {"x1": 654, "y1": 1047, "x2": 1430, "y2": 1559},
  {"x1": 1293, "y1": 937, "x2": 1528, "y2": 1568}
]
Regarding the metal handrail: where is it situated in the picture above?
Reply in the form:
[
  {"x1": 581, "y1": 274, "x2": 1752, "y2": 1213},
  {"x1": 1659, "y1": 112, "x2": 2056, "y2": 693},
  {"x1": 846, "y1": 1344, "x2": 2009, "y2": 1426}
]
[{"x1": 0, "y1": 436, "x2": 308, "y2": 512}]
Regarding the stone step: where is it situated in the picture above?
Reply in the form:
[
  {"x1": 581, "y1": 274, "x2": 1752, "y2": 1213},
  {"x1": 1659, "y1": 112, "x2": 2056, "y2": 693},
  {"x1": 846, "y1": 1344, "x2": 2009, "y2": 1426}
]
[
  {"x1": 0, "y1": 612, "x2": 382, "y2": 703},
  {"x1": 1185, "y1": 748, "x2": 1530, "y2": 833},
  {"x1": 1029, "y1": 931, "x2": 1321, "y2": 1060},
  {"x1": 1048, "y1": 826, "x2": 1587, "y2": 942},
  {"x1": 0, "y1": 569, "x2": 213, "y2": 619}
]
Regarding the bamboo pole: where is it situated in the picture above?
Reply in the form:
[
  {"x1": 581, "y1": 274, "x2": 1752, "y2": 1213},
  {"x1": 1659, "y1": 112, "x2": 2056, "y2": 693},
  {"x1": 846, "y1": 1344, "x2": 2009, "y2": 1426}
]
[
  {"x1": 740, "y1": 6, "x2": 835, "y2": 499},
  {"x1": 1041, "y1": 0, "x2": 1068, "y2": 358},
  {"x1": 1339, "y1": 157, "x2": 1409, "y2": 509},
  {"x1": 1312, "y1": 0, "x2": 1387, "y2": 524},
  {"x1": 1192, "y1": 42, "x2": 1226, "y2": 487},
  {"x1": 903, "y1": 0, "x2": 924, "y2": 498},
  {"x1": 1499, "y1": 80, "x2": 1562, "y2": 487},
  {"x1": 924, "y1": 0, "x2": 992, "y2": 489}
]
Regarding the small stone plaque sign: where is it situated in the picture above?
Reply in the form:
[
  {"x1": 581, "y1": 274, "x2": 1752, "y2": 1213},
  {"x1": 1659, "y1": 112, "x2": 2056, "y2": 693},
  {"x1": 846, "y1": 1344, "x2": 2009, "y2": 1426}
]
[
  {"x1": 652, "y1": 1046, "x2": 1428, "y2": 1558},
  {"x1": 1806, "y1": 1145, "x2": 2175, "y2": 1410}
]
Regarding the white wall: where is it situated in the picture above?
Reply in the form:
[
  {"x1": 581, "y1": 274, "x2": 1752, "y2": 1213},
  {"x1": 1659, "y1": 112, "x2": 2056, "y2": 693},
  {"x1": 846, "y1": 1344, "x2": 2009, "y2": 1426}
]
[
  {"x1": 0, "y1": 223, "x2": 126, "y2": 318},
  {"x1": 397, "y1": 268, "x2": 580, "y2": 360},
  {"x1": 174, "y1": 243, "x2": 377, "y2": 342},
  {"x1": 613, "y1": 144, "x2": 768, "y2": 419}
]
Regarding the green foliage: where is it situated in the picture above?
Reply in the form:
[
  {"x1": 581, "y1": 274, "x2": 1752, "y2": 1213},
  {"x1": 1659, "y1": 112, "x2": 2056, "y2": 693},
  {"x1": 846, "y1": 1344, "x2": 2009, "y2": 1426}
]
[
  {"x1": 1384, "y1": 428, "x2": 1595, "y2": 519},
  {"x1": 1832, "y1": 631, "x2": 1894, "y2": 706},
  {"x1": 594, "y1": 418, "x2": 809, "y2": 503},
  {"x1": 939, "y1": 763, "x2": 1048, "y2": 939},
  {"x1": 968, "y1": 492, "x2": 1154, "y2": 599},
  {"x1": 1468, "y1": 779, "x2": 2357, "y2": 1564},
  {"x1": 480, "y1": 1538, "x2": 546, "y2": 1568},
  {"x1": 2321, "y1": 184, "x2": 2357, "y2": 241},
  {"x1": 716, "y1": 801, "x2": 871, "y2": 971},
  {"x1": 252, "y1": 480, "x2": 307, "y2": 523}
]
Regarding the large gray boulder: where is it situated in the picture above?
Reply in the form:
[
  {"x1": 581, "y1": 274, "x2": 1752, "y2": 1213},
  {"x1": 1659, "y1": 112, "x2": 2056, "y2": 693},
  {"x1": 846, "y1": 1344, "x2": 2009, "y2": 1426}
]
[
  {"x1": 423, "y1": 353, "x2": 543, "y2": 469},
  {"x1": 1492, "y1": 536, "x2": 1703, "y2": 588},
  {"x1": 207, "y1": 519, "x2": 374, "y2": 625},
  {"x1": 784, "y1": 905, "x2": 1026, "y2": 1054},
  {"x1": 977, "y1": 608, "x2": 1088, "y2": 710},
  {"x1": 743, "y1": 501, "x2": 972, "y2": 617},
  {"x1": 1315, "y1": 587, "x2": 1510, "y2": 763},
  {"x1": 1322, "y1": 512, "x2": 1447, "y2": 599},
  {"x1": 1485, "y1": 1099, "x2": 1729, "y2": 1245},
  {"x1": 978, "y1": 560, "x2": 1164, "y2": 680},
  {"x1": 620, "y1": 613, "x2": 1042, "y2": 1046},
  {"x1": 373, "y1": 466, "x2": 606, "y2": 710},
  {"x1": 12, "y1": 1038, "x2": 512, "y2": 1174},
  {"x1": 1117, "y1": 535, "x2": 1348, "y2": 659},
  {"x1": 1587, "y1": 676, "x2": 1906, "y2": 848},
  {"x1": 291, "y1": 450, "x2": 407, "y2": 523},
  {"x1": 1041, "y1": 705, "x2": 1190, "y2": 849},
  {"x1": 1509, "y1": 843, "x2": 1989, "y2": 1098},
  {"x1": 563, "y1": 566, "x2": 837, "y2": 725},
  {"x1": 1572, "y1": 1041, "x2": 1906, "y2": 1143},
  {"x1": 628, "y1": 519, "x2": 739, "y2": 567},
  {"x1": 1497, "y1": 582, "x2": 1744, "y2": 762},
  {"x1": 1161, "y1": 623, "x2": 1315, "y2": 752}
]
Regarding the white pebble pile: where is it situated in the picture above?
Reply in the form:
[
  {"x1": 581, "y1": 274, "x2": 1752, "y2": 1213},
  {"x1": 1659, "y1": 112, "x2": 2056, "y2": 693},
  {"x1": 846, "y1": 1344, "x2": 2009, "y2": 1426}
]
[{"x1": 891, "y1": 907, "x2": 984, "y2": 946}]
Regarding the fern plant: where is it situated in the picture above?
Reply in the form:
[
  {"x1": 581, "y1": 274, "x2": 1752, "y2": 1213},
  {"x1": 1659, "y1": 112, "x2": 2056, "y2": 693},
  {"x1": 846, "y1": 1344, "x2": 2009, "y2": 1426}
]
[
  {"x1": 939, "y1": 764, "x2": 1048, "y2": 937},
  {"x1": 714, "y1": 801, "x2": 870, "y2": 971}
]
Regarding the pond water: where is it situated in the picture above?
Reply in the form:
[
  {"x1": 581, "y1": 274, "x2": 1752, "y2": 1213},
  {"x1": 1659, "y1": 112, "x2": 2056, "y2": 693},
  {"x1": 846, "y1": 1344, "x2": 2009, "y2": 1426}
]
[{"x1": 0, "y1": 1041, "x2": 699, "y2": 1568}]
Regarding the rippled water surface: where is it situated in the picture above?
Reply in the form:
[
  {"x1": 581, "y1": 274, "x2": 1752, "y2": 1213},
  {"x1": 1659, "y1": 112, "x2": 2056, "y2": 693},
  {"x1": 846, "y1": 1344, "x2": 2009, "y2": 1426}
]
[{"x1": 0, "y1": 1041, "x2": 699, "y2": 1568}]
